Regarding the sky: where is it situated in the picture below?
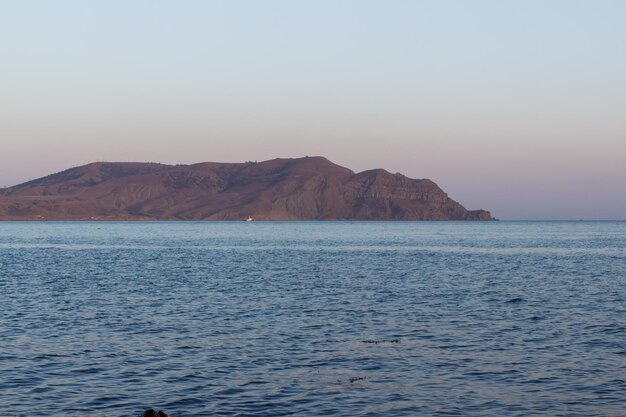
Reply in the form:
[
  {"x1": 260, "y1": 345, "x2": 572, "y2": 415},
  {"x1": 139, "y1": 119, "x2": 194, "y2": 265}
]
[{"x1": 1, "y1": 0, "x2": 625, "y2": 220}]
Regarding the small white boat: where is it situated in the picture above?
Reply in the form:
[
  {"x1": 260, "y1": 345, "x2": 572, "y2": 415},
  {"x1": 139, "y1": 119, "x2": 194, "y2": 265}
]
[{"x1": 244, "y1": 216, "x2": 254, "y2": 222}]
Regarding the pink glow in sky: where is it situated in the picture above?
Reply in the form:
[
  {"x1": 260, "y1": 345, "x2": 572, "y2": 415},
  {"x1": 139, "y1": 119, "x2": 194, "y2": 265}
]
[{"x1": 1, "y1": 1, "x2": 625, "y2": 219}]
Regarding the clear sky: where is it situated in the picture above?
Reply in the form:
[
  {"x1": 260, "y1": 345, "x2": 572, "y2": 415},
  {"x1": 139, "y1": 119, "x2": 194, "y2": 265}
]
[{"x1": 1, "y1": 0, "x2": 625, "y2": 219}]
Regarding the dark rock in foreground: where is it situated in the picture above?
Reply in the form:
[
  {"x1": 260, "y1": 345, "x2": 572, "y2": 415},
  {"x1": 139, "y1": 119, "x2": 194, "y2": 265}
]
[
  {"x1": 142, "y1": 409, "x2": 167, "y2": 417},
  {"x1": 0, "y1": 157, "x2": 493, "y2": 220}
]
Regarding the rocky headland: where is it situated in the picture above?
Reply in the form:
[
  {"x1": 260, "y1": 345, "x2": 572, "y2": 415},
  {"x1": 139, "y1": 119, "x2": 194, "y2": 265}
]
[{"x1": 0, "y1": 157, "x2": 493, "y2": 221}]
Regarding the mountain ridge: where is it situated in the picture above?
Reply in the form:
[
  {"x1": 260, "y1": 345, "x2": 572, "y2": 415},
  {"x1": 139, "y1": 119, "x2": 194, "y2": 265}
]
[{"x1": 0, "y1": 157, "x2": 493, "y2": 221}]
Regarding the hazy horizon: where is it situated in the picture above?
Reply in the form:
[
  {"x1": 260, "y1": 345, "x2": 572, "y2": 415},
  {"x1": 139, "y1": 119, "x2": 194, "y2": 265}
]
[{"x1": 1, "y1": 1, "x2": 625, "y2": 220}]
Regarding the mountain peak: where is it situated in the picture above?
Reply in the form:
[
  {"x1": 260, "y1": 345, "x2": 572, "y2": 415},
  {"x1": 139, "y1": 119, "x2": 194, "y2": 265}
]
[{"x1": 0, "y1": 157, "x2": 493, "y2": 221}]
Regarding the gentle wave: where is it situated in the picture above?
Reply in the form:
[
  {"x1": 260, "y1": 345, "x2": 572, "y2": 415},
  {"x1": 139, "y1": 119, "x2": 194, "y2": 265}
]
[
  {"x1": 1, "y1": 221, "x2": 625, "y2": 417},
  {"x1": 0, "y1": 242, "x2": 623, "y2": 257}
]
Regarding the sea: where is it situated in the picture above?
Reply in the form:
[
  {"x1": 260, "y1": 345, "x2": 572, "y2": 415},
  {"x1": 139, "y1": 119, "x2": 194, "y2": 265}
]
[{"x1": 0, "y1": 221, "x2": 624, "y2": 417}]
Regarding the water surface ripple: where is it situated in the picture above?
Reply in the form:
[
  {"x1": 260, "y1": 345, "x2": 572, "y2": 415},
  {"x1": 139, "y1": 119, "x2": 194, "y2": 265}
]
[{"x1": 1, "y1": 221, "x2": 625, "y2": 416}]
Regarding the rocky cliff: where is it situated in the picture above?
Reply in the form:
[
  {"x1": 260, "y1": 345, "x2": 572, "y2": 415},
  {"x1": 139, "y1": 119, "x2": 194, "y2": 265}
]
[{"x1": 0, "y1": 157, "x2": 493, "y2": 220}]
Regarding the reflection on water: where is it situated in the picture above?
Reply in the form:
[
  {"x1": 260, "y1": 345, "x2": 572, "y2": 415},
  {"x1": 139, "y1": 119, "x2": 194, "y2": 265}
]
[{"x1": 1, "y1": 221, "x2": 625, "y2": 416}]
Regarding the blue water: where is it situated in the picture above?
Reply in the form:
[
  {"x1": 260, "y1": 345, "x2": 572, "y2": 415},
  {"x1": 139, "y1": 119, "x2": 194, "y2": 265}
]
[{"x1": 1, "y1": 221, "x2": 625, "y2": 417}]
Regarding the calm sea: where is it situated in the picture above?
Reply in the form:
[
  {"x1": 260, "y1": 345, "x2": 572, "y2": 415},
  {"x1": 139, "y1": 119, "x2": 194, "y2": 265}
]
[{"x1": 1, "y1": 221, "x2": 625, "y2": 416}]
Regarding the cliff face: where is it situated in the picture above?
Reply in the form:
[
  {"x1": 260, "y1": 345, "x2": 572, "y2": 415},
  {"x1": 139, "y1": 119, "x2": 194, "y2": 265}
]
[{"x1": 0, "y1": 157, "x2": 493, "y2": 220}]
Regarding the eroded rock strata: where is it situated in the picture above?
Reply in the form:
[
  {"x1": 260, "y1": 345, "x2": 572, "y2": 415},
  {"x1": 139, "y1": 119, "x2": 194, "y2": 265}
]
[{"x1": 0, "y1": 157, "x2": 493, "y2": 220}]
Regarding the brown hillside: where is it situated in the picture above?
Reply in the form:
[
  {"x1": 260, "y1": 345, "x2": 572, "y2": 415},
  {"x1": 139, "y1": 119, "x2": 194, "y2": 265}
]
[{"x1": 0, "y1": 157, "x2": 493, "y2": 220}]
